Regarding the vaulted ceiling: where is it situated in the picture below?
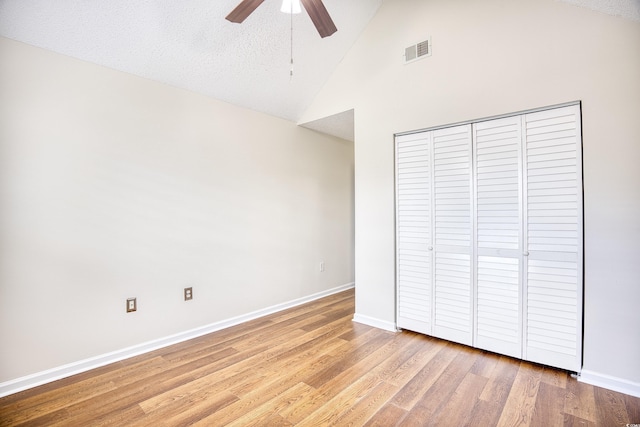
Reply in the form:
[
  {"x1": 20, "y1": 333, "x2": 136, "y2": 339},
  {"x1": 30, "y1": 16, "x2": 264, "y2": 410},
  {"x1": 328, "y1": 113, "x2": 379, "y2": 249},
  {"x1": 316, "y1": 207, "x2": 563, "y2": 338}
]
[
  {"x1": 0, "y1": 0, "x2": 382, "y2": 128},
  {"x1": 0, "y1": 0, "x2": 637, "y2": 141}
]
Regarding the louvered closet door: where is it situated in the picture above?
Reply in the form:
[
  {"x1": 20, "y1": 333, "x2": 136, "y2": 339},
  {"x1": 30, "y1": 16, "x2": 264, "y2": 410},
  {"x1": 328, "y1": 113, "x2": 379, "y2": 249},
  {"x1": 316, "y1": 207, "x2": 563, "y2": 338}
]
[
  {"x1": 432, "y1": 125, "x2": 473, "y2": 346},
  {"x1": 396, "y1": 132, "x2": 433, "y2": 335},
  {"x1": 523, "y1": 105, "x2": 583, "y2": 372},
  {"x1": 473, "y1": 116, "x2": 523, "y2": 358}
]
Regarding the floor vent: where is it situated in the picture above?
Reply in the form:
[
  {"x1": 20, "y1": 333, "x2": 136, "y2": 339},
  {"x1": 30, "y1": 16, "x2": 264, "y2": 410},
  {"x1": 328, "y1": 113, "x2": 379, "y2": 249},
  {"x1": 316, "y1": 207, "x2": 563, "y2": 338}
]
[{"x1": 405, "y1": 38, "x2": 432, "y2": 64}]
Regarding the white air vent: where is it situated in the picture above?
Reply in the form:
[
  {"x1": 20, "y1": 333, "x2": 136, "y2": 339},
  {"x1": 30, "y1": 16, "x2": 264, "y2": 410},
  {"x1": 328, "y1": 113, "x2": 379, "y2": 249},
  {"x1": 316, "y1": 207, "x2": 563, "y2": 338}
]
[{"x1": 404, "y1": 38, "x2": 432, "y2": 64}]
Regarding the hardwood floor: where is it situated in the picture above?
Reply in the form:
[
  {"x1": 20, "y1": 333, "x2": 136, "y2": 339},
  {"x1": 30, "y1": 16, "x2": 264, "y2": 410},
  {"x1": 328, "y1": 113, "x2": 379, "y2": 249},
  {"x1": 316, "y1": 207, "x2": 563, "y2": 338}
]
[{"x1": 1, "y1": 288, "x2": 638, "y2": 426}]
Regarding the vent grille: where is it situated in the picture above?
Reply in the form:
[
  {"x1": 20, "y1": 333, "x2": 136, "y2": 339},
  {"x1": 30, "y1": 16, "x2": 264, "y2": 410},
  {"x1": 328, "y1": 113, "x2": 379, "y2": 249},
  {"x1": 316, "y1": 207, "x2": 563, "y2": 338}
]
[
  {"x1": 417, "y1": 40, "x2": 430, "y2": 57},
  {"x1": 405, "y1": 38, "x2": 431, "y2": 64}
]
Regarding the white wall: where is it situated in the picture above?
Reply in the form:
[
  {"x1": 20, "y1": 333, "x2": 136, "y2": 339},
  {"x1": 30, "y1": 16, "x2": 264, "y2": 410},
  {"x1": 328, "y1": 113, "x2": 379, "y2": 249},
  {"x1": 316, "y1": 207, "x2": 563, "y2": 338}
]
[
  {"x1": 301, "y1": 0, "x2": 640, "y2": 390},
  {"x1": 0, "y1": 37, "x2": 354, "y2": 385}
]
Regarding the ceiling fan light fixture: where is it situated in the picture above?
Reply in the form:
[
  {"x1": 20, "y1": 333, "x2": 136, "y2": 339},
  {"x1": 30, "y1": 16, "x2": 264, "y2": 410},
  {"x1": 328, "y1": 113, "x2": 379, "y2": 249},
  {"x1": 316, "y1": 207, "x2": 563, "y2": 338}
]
[
  {"x1": 226, "y1": 0, "x2": 336, "y2": 38},
  {"x1": 281, "y1": 0, "x2": 302, "y2": 14}
]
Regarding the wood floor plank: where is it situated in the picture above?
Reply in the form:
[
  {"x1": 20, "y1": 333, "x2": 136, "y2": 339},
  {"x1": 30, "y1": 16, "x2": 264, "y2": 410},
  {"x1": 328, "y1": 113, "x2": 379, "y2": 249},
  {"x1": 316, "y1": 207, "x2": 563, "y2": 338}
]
[
  {"x1": 215, "y1": 315, "x2": 326, "y2": 352},
  {"x1": 540, "y1": 365, "x2": 568, "y2": 388},
  {"x1": 389, "y1": 342, "x2": 456, "y2": 411},
  {"x1": 467, "y1": 399, "x2": 505, "y2": 427},
  {"x1": 0, "y1": 356, "x2": 169, "y2": 423},
  {"x1": 593, "y1": 386, "x2": 630, "y2": 426},
  {"x1": 295, "y1": 374, "x2": 382, "y2": 426},
  {"x1": 2, "y1": 289, "x2": 640, "y2": 426},
  {"x1": 337, "y1": 320, "x2": 374, "y2": 341},
  {"x1": 188, "y1": 328, "x2": 378, "y2": 425},
  {"x1": 137, "y1": 370, "x2": 246, "y2": 418},
  {"x1": 282, "y1": 333, "x2": 414, "y2": 422},
  {"x1": 158, "y1": 290, "x2": 353, "y2": 365},
  {"x1": 331, "y1": 380, "x2": 399, "y2": 426},
  {"x1": 564, "y1": 375, "x2": 597, "y2": 423},
  {"x1": 134, "y1": 351, "x2": 258, "y2": 412},
  {"x1": 46, "y1": 364, "x2": 215, "y2": 427},
  {"x1": 298, "y1": 306, "x2": 357, "y2": 332},
  {"x1": 140, "y1": 319, "x2": 350, "y2": 419},
  {"x1": 530, "y1": 382, "x2": 565, "y2": 427},
  {"x1": 193, "y1": 371, "x2": 318, "y2": 426},
  {"x1": 153, "y1": 319, "x2": 272, "y2": 363},
  {"x1": 468, "y1": 355, "x2": 520, "y2": 426},
  {"x1": 364, "y1": 403, "x2": 408, "y2": 427},
  {"x1": 429, "y1": 372, "x2": 488, "y2": 426},
  {"x1": 399, "y1": 345, "x2": 481, "y2": 426},
  {"x1": 470, "y1": 350, "x2": 501, "y2": 379},
  {"x1": 8, "y1": 354, "x2": 180, "y2": 425},
  {"x1": 137, "y1": 323, "x2": 315, "y2": 412},
  {"x1": 0, "y1": 379, "x2": 118, "y2": 426},
  {"x1": 225, "y1": 382, "x2": 315, "y2": 427},
  {"x1": 5, "y1": 407, "x2": 71, "y2": 427},
  {"x1": 478, "y1": 355, "x2": 520, "y2": 403},
  {"x1": 278, "y1": 329, "x2": 398, "y2": 424},
  {"x1": 373, "y1": 333, "x2": 442, "y2": 387},
  {"x1": 563, "y1": 413, "x2": 596, "y2": 426},
  {"x1": 302, "y1": 329, "x2": 395, "y2": 389},
  {"x1": 496, "y1": 361, "x2": 543, "y2": 426},
  {"x1": 157, "y1": 389, "x2": 250, "y2": 427},
  {"x1": 67, "y1": 403, "x2": 147, "y2": 427},
  {"x1": 626, "y1": 393, "x2": 640, "y2": 423},
  {"x1": 145, "y1": 392, "x2": 239, "y2": 427},
  {"x1": 242, "y1": 314, "x2": 354, "y2": 370}
]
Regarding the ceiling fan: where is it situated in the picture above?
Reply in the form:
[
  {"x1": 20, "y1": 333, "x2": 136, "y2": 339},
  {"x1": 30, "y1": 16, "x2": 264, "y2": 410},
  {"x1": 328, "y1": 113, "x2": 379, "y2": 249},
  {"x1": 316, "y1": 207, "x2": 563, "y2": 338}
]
[{"x1": 226, "y1": 0, "x2": 338, "y2": 38}]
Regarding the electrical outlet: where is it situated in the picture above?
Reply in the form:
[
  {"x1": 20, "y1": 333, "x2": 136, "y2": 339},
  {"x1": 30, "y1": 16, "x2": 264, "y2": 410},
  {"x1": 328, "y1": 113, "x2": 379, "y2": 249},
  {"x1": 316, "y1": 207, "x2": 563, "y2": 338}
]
[
  {"x1": 126, "y1": 297, "x2": 137, "y2": 313},
  {"x1": 184, "y1": 287, "x2": 193, "y2": 301},
  {"x1": 320, "y1": 262, "x2": 325, "y2": 272}
]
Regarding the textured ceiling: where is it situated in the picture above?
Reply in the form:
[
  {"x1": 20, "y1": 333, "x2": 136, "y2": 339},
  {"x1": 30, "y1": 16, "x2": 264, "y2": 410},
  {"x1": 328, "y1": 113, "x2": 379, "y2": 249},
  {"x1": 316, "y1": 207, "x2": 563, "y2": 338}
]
[
  {"x1": 0, "y1": 0, "x2": 637, "y2": 142},
  {"x1": 0, "y1": 0, "x2": 382, "y2": 127},
  {"x1": 558, "y1": 0, "x2": 640, "y2": 21}
]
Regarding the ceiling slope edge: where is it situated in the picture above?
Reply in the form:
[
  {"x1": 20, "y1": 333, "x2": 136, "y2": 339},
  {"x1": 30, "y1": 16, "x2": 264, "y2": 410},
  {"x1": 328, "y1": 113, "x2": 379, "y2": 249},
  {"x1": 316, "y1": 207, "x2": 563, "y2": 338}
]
[{"x1": 299, "y1": 109, "x2": 354, "y2": 142}]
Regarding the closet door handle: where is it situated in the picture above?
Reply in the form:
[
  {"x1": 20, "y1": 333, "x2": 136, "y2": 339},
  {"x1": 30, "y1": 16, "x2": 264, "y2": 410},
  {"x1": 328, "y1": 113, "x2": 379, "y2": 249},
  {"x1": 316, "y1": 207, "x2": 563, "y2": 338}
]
[
  {"x1": 523, "y1": 251, "x2": 529, "y2": 256},
  {"x1": 428, "y1": 246, "x2": 433, "y2": 251}
]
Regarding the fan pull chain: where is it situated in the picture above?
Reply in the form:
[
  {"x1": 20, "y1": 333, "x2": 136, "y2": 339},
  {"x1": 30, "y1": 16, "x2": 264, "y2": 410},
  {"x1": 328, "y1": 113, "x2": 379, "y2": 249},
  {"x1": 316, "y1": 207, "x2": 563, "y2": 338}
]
[{"x1": 290, "y1": 3, "x2": 294, "y2": 78}]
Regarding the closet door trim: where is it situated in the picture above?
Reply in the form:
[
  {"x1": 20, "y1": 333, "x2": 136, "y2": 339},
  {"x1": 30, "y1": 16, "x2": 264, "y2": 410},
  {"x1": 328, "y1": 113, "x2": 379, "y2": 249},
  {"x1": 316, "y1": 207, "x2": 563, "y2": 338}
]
[{"x1": 396, "y1": 101, "x2": 581, "y2": 139}]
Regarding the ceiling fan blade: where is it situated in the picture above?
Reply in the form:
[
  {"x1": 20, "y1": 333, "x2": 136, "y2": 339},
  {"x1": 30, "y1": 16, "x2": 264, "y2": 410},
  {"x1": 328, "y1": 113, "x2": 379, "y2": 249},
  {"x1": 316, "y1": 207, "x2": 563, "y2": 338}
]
[
  {"x1": 226, "y1": 0, "x2": 267, "y2": 23},
  {"x1": 300, "y1": 0, "x2": 337, "y2": 38}
]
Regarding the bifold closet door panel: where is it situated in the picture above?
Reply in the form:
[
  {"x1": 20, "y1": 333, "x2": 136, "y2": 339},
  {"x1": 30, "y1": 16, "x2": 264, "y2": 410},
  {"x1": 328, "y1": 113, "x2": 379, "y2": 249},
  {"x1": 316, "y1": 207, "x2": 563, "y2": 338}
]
[
  {"x1": 432, "y1": 125, "x2": 473, "y2": 346},
  {"x1": 473, "y1": 116, "x2": 523, "y2": 358},
  {"x1": 396, "y1": 132, "x2": 433, "y2": 335},
  {"x1": 523, "y1": 105, "x2": 583, "y2": 372}
]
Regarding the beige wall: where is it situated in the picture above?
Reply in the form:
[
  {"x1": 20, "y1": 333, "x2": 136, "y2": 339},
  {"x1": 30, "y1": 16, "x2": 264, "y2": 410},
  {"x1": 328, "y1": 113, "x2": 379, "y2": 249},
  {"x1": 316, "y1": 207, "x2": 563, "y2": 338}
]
[
  {"x1": 0, "y1": 37, "x2": 354, "y2": 384},
  {"x1": 301, "y1": 0, "x2": 640, "y2": 387}
]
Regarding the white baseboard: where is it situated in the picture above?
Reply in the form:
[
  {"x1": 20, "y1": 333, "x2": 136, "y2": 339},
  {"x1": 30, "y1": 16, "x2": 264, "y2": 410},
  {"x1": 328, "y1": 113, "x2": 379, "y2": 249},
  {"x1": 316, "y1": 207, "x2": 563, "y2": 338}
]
[
  {"x1": 579, "y1": 369, "x2": 640, "y2": 398},
  {"x1": 0, "y1": 282, "x2": 354, "y2": 398},
  {"x1": 352, "y1": 313, "x2": 398, "y2": 332}
]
